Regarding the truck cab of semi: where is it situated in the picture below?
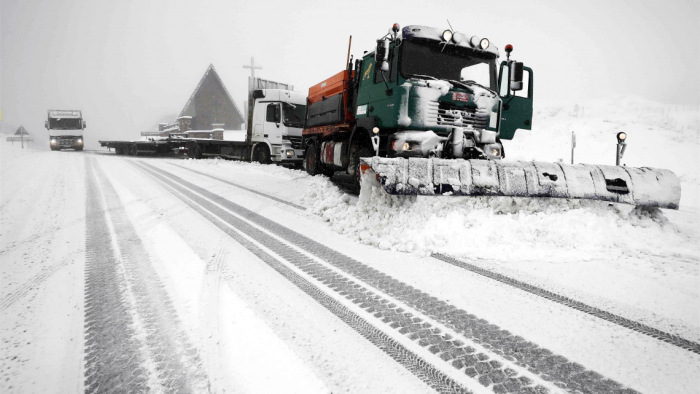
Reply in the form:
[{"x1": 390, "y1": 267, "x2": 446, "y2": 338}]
[
  {"x1": 45, "y1": 109, "x2": 85, "y2": 151},
  {"x1": 249, "y1": 88, "x2": 306, "y2": 163}
]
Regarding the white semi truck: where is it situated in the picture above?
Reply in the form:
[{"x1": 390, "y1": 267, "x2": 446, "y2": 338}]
[
  {"x1": 45, "y1": 110, "x2": 86, "y2": 151},
  {"x1": 100, "y1": 77, "x2": 306, "y2": 165}
]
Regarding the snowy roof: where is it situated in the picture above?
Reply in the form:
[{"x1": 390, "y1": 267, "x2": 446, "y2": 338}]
[{"x1": 178, "y1": 64, "x2": 244, "y2": 122}]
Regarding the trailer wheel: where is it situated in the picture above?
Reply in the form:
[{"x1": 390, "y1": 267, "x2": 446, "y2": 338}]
[
  {"x1": 130, "y1": 144, "x2": 138, "y2": 156},
  {"x1": 187, "y1": 141, "x2": 201, "y2": 159},
  {"x1": 253, "y1": 144, "x2": 271, "y2": 164}
]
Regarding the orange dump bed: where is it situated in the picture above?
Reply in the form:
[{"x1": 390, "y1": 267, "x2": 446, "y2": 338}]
[{"x1": 308, "y1": 70, "x2": 354, "y2": 104}]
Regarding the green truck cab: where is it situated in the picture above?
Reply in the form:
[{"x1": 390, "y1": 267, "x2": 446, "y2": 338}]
[
  {"x1": 302, "y1": 24, "x2": 534, "y2": 179},
  {"x1": 354, "y1": 25, "x2": 533, "y2": 159}
]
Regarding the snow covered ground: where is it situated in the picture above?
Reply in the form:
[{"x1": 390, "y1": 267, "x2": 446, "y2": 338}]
[{"x1": 1, "y1": 97, "x2": 699, "y2": 393}]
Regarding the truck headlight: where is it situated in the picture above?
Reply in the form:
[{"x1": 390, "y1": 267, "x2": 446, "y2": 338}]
[
  {"x1": 286, "y1": 150, "x2": 293, "y2": 157},
  {"x1": 50, "y1": 139, "x2": 57, "y2": 145},
  {"x1": 480, "y1": 38, "x2": 490, "y2": 50},
  {"x1": 77, "y1": 138, "x2": 83, "y2": 144},
  {"x1": 442, "y1": 30, "x2": 453, "y2": 42}
]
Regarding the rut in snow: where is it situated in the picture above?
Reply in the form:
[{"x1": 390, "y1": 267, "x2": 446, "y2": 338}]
[{"x1": 84, "y1": 158, "x2": 208, "y2": 392}]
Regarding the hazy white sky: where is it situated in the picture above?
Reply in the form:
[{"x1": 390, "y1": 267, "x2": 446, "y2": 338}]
[{"x1": 1, "y1": 0, "x2": 698, "y2": 142}]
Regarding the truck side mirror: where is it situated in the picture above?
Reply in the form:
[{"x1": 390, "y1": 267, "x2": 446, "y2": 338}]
[
  {"x1": 45, "y1": 121, "x2": 48, "y2": 129},
  {"x1": 510, "y1": 62, "x2": 524, "y2": 91},
  {"x1": 375, "y1": 39, "x2": 390, "y2": 72},
  {"x1": 82, "y1": 120, "x2": 87, "y2": 129}
]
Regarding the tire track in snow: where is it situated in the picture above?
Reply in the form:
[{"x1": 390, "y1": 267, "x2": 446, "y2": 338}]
[
  {"x1": 84, "y1": 158, "x2": 150, "y2": 392},
  {"x1": 0, "y1": 253, "x2": 78, "y2": 310},
  {"x1": 168, "y1": 162, "x2": 306, "y2": 210},
  {"x1": 84, "y1": 158, "x2": 208, "y2": 392},
  {"x1": 432, "y1": 254, "x2": 700, "y2": 355},
  {"x1": 137, "y1": 161, "x2": 639, "y2": 394},
  {"x1": 169, "y1": 158, "x2": 699, "y2": 355},
  {"x1": 137, "y1": 162, "x2": 475, "y2": 393}
]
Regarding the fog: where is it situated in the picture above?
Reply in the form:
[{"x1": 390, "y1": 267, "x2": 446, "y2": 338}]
[{"x1": 1, "y1": 0, "x2": 698, "y2": 145}]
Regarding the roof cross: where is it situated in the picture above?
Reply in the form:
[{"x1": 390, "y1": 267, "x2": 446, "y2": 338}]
[{"x1": 243, "y1": 57, "x2": 262, "y2": 79}]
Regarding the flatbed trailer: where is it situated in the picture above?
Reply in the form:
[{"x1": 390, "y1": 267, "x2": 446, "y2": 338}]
[{"x1": 99, "y1": 137, "x2": 187, "y2": 156}]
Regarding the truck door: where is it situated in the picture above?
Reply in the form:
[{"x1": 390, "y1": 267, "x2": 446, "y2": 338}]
[
  {"x1": 498, "y1": 61, "x2": 534, "y2": 140},
  {"x1": 263, "y1": 102, "x2": 282, "y2": 142},
  {"x1": 251, "y1": 101, "x2": 270, "y2": 141},
  {"x1": 365, "y1": 43, "x2": 399, "y2": 127}
]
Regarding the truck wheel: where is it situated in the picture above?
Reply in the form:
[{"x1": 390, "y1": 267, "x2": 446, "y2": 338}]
[
  {"x1": 351, "y1": 147, "x2": 372, "y2": 190},
  {"x1": 304, "y1": 143, "x2": 321, "y2": 175},
  {"x1": 130, "y1": 144, "x2": 138, "y2": 156},
  {"x1": 253, "y1": 144, "x2": 271, "y2": 164},
  {"x1": 187, "y1": 142, "x2": 201, "y2": 159},
  {"x1": 75, "y1": 146, "x2": 83, "y2": 151}
]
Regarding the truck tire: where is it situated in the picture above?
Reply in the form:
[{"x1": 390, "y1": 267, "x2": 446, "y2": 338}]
[
  {"x1": 253, "y1": 144, "x2": 271, "y2": 164},
  {"x1": 304, "y1": 143, "x2": 334, "y2": 177},
  {"x1": 187, "y1": 142, "x2": 201, "y2": 159},
  {"x1": 75, "y1": 146, "x2": 83, "y2": 151},
  {"x1": 130, "y1": 144, "x2": 138, "y2": 156},
  {"x1": 304, "y1": 143, "x2": 321, "y2": 175},
  {"x1": 351, "y1": 146, "x2": 372, "y2": 191}
]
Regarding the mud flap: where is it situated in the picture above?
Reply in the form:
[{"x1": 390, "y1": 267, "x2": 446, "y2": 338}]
[{"x1": 360, "y1": 157, "x2": 681, "y2": 209}]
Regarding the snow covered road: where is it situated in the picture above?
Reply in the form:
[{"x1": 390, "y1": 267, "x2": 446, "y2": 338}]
[{"x1": 2, "y1": 144, "x2": 699, "y2": 393}]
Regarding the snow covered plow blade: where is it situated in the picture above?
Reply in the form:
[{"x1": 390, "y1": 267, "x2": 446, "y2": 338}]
[{"x1": 360, "y1": 157, "x2": 681, "y2": 209}]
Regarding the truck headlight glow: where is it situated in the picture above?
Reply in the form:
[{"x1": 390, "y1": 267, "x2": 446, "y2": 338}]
[
  {"x1": 442, "y1": 29, "x2": 453, "y2": 42},
  {"x1": 491, "y1": 148, "x2": 500, "y2": 156},
  {"x1": 402, "y1": 142, "x2": 410, "y2": 151},
  {"x1": 50, "y1": 139, "x2": 57, "y2": 145},
  {"x1": 286, "y1": 150, "x2": 293, "y2": 157},
  {"x1": 480, "y1": 38, "x2": 490, "y2": 50}
]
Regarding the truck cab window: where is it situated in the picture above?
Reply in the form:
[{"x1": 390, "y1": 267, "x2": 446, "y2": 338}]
[{"x1": 266, "y1": 103, "x2": 281, "y2": 123}]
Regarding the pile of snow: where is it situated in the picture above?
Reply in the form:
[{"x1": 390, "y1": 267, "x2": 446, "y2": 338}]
[
  {"x1": 302, "y1": 96, "x2": 699, "y2": 263},
  {"x1": 302, "y1": 174, "x2": 696, "y2": 264}
]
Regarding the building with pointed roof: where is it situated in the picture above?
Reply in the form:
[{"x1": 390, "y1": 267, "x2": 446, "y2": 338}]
[{"x1": 178, "y1": 64, "x2": 245, "y2": 131}]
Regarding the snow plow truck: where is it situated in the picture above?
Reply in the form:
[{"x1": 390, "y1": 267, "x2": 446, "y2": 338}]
[{"x1": 301, "y1": 24, "x2": 681, "y2": 209}]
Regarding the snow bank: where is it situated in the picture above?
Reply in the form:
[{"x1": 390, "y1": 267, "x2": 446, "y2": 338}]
[{"x1": 302, "y1": 173, "x2": 696, "y2": 265}]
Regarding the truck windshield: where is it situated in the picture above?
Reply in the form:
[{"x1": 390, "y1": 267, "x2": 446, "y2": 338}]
[
  {"x1": 282, "y1": 103, "x2": 306, "y2": 128},
  {"x1": 49, "y1": 118, "x2": 82, "y2": 130},
  {"x1": 400, "y1": 39, "x2": 497, "y2": 90}
]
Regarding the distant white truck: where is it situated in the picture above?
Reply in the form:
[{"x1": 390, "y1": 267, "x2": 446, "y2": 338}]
[{"x1": 45, "y1": 110, "x2": 86, "y2": 151}]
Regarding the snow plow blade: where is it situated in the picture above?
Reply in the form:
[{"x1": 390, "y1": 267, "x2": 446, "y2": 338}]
[{"x1": 360, "y1": 157, "x2": 681, "y2": 209}]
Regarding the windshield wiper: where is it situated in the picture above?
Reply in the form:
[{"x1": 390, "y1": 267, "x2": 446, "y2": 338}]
[
  {"x1": 405, "y1": 74, "x2": 438, "y2": 81},
  {"x1": 447, "y1": 80, "x2": 475, "y2": 92},
  {"x1": 450, "y1": 79, "x2": 493, "y2": 93}
]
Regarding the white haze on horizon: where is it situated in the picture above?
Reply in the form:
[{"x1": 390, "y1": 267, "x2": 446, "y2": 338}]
[{"x1": 1, "y1": 0, "x2": 698, "y2": 143}]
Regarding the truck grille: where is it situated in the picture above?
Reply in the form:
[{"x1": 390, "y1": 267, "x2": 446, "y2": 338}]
[
  {"x1": 284, "y1": 135, "x2": 303, "y2": 149},
  {"x1": 434, "y1": 102, "x2": 489, "y2": 129}
]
